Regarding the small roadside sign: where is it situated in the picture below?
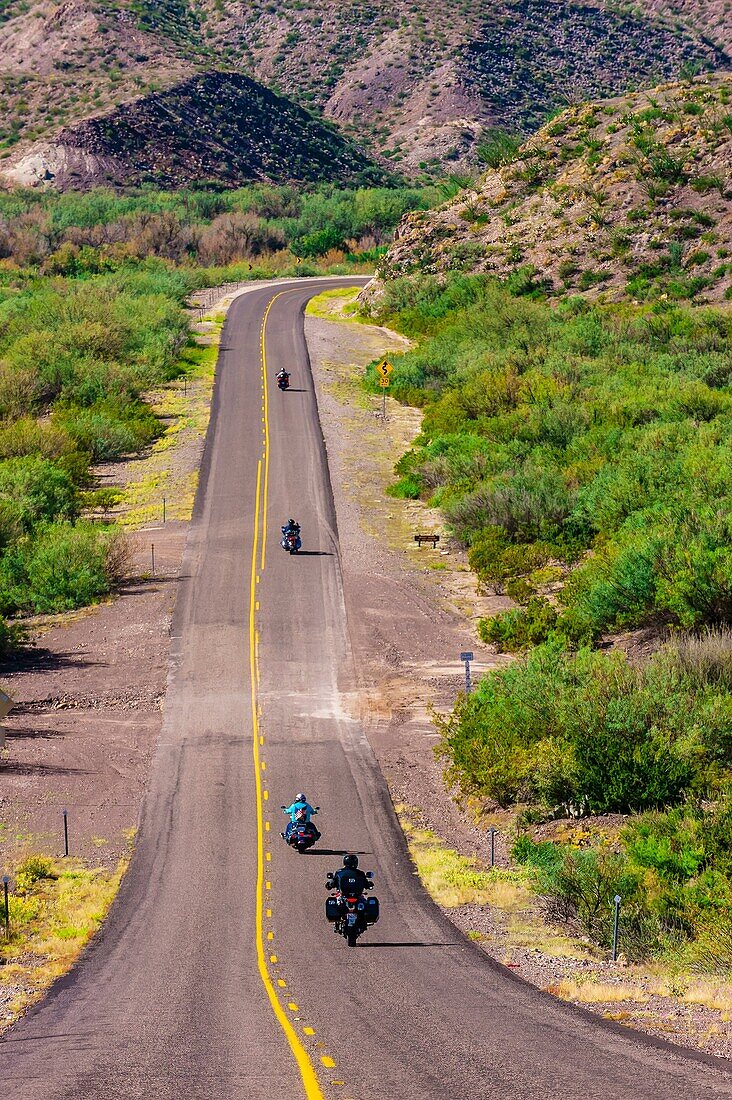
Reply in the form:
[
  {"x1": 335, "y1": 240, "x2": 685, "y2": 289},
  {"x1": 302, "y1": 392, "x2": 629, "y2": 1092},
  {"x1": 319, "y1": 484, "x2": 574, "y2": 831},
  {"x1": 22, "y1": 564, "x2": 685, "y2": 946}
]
[
  {"x1": 0, "y1": 689, "x2": 14, "y2": 721},
  {"x1": 460, "y1": 652, "x2": 474, "y2": 663},
  {"x1": 375, "y1": 359, "x2": 393, "y2": 380},
  {"x1": 379, "y1": 378, "x2": 390, "y2": 387}
]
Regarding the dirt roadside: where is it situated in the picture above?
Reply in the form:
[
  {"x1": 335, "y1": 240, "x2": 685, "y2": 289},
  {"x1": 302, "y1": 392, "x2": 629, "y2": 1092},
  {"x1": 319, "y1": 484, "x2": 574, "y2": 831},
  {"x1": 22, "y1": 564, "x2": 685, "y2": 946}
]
[{"x1": 304, "y1": 290, "x2": 732, "y2": 1060}]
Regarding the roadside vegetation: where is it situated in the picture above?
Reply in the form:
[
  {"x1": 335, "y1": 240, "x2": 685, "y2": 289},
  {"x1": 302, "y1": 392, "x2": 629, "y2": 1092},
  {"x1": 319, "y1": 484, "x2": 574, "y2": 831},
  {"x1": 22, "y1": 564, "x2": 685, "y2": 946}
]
[
  {"x1": 0, "y1": 182, "x2": 453, "y2": 268},
  {"x1": 367, "y1": 269, "x2": 732, "y2": 968},
  {"x1": 0, "y1": 854, "x2": 126, "y2": 1027},
  {"x1": 0, "y1": 182, "x2": 446, "y2": 654}
]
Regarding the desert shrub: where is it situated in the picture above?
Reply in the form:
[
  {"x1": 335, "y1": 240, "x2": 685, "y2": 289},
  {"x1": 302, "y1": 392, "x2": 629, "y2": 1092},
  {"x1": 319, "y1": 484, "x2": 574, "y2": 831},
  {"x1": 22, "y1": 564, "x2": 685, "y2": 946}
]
[
  {"x1": 54, "y1": 398, "x2": 160, "y2": 461},
  {"x1": 438, "y1": 638, "x2": 732, "y2": 813},
  {"x1": 15, "y1": 856, "x2": 57, "y2": 894},
  {"x1": 373, "y1": 274, "x2": 732, "y2": 637},
  {"x1": 0, "y1": 522, "x2": 116, "y2": 614},
  {"x1": 479, "y1": 597, "x2": 558, "y2": 651},
  {"x1": 0, "y1": 456, "x2": 77, "y2": 536},
  {"x1": 476, "y1": 129, "x2": 523, "y2": 169}
]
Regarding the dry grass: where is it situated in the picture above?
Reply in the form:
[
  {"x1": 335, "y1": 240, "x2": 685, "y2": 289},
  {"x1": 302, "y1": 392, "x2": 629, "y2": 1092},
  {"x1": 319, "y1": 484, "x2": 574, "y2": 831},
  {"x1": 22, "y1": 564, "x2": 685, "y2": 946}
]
[
  {"x1": 0, "y1": 855, "x2": 127, "y2": 1027},
  {"x1": 548, "y1": 977, "x2": 650, "y2": 1004},
  {"x1": 505, "y1": 918, "x2": 593, "y2": 961},
  {"x1": 681, "y1": 981, "x2": 732, "y2": 1020},
  {"x1": 305, "y1": 287, "x2": 364, "y2": 322},
  {"x1": 397, "y1": 804, "x2": 526, "y2": 908}
]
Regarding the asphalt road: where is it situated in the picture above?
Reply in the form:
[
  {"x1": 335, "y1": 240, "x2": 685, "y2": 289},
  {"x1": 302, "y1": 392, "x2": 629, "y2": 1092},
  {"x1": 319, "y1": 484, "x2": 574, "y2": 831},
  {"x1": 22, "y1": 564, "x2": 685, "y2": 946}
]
[{"x1": 2, "y1": 277, "x2": 732, "y2": 1100}]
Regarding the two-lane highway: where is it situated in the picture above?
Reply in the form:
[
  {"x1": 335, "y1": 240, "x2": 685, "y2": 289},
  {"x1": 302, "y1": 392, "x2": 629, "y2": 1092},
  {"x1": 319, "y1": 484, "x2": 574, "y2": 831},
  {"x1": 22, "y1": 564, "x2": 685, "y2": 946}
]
[{"x1": 2, "y1": 277, "x2": 732, "y2": 1099}]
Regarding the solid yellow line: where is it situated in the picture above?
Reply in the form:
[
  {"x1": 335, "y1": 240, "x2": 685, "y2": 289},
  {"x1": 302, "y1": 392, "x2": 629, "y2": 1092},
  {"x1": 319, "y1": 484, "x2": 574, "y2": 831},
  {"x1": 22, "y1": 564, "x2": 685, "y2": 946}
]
[
  {"x1": 260, "y1": 294, "x2": 278, "y2": 572},
  {"x1": 249, "y1": 450, "x2": 324, "y2": 1098}
]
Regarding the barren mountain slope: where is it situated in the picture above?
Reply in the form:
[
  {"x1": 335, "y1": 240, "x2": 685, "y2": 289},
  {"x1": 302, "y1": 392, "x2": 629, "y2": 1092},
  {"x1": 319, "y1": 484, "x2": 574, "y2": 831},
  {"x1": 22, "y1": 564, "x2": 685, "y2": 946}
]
[
  {"x1": 3, "y1": 71, "x2": 387, "y2": 189},
  {"x1": 376, "y1": 73, "x2": 732, "y2": 302},
  {"x1": 0, "y1": 0, "x2": 730, "y2": 182},
  {"x1": 0, "y1": 0, "x2": 196, "y2": 153},
  {"x1": 203, "y1": 0, "x2": 729, "y2": 171}
]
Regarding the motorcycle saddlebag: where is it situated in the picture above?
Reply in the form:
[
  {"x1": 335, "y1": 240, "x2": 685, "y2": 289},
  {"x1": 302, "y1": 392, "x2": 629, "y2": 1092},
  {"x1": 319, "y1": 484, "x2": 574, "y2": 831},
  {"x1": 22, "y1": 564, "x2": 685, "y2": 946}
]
[
  {"x1": 365, "y1": 895, "x2": 380, "y2": 924},
  {"x1": 325, "y1": 897, "x2": 340, "y2": 923}
]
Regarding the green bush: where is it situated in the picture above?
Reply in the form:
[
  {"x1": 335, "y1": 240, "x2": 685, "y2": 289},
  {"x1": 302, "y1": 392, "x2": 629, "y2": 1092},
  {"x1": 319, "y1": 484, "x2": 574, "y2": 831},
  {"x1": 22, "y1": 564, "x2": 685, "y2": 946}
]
[
  {"x1": 16, "y1": 856, "x2": 57, "y2": 894},
  {"x1": 372, "y1": 274, "x2": 732, "y2": 637},
  {"x1": 0, "y1": 522, "x2": 118, "y2": 615},
  {"x1": 438, "y1": 636, "x2": 732, "y2": 813},
  {"x1": 0, "y1": 456, "x2": 78, "y2": 538},
  {"x1": 479, "y1": 597, "x2": 558, "y2": 652},
  {"x1": 54, "y1": 399, "x2": 160, "y2": 461}
]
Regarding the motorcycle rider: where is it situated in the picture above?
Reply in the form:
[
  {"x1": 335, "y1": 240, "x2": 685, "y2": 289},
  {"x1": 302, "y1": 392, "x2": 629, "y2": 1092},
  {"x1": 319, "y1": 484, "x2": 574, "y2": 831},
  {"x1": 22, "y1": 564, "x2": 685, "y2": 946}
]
[
  {"x1": 281, "y1": 793, "x2": 320, "y2": 840},
  {"x1": 281, "y1": 517, "x2": 301, "y2": 545},
  {"x1": 276, "y1": 367, "x2": 290, "y2": 386},
  {"x1": 326, "y1": 853, "x2": 373, "y2": 899}
]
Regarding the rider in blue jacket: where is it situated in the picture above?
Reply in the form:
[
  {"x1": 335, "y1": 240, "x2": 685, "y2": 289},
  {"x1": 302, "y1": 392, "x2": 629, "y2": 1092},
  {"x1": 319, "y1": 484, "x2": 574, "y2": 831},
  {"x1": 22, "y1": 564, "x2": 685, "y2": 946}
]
[{"x1": 281, "y1": 794, "x2": 320, "y2": 840}]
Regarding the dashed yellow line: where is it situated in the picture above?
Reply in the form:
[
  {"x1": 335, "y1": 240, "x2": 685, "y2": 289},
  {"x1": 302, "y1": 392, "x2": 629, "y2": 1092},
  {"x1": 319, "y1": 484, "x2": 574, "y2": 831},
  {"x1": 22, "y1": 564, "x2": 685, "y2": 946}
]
[{"x1": 249, "y1": 295, "x2": 325, "y2": 1100}]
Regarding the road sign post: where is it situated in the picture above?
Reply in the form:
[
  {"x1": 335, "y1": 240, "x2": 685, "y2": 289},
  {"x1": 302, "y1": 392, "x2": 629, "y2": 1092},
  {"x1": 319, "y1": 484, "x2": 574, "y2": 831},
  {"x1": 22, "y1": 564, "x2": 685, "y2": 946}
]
[
  {"x1": 2, "y1": 877, "x2": 8, "y2": 938},
  {"x1": 375, "y1": 359, "x2": 393, "y2": 419},
  {"x1": 612, "y1": 895, "x2": 621, "y2": 961},
  {"x1": 63, "y1": 809, "x2": 69, "y2": 858},
  {"x1": 488, "y1": 826, "x2": 497, "y2": 867},
  {"x1": 460, "y1": 651, "x2": 474, "y2": 695}
]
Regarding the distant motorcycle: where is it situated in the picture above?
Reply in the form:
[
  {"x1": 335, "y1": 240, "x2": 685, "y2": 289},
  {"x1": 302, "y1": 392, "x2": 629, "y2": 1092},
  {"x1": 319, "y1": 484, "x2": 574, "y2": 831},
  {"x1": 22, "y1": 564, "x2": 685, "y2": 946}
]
[
  {"x1": 276, "y1": 371, "x2": 290, "y2": 391},
  {"x1": 326, "y1": 873, "x2": 379, "y2": 947},
  {"x1": 281, "y1": 805, "x2": 320, "y2": 853}
]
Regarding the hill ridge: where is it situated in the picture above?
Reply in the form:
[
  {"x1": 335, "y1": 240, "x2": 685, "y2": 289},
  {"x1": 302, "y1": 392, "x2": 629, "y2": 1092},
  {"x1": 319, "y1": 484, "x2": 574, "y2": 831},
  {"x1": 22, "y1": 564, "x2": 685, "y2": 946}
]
[{"x1": 4, "y1": 70, "x2": 388, "y2": 190}]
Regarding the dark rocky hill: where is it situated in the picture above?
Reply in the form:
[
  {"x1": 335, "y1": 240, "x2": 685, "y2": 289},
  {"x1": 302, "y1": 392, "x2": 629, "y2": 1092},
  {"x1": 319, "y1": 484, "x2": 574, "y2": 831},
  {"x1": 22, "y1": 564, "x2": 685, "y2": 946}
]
[{"x1": 4, "y1": 71, "x2": 388, "y2": 189}]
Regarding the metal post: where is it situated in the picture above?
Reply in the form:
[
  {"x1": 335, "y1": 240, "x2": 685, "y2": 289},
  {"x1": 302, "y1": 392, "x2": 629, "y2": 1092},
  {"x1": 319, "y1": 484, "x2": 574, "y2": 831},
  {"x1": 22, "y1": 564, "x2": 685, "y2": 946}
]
[
  {"x1": 382, "y1": 390, "x2": 386, "y2": 420},
  {"x1": 460, "y1": 651, "x2": 474, "y2": 695},
  {"x1": 184, "y1": 377, "x2": 187, "y2": 396},
  {"x1": 2, "y1": 876, "x2": 8, "y2": 937},
  {"x1": 489, "y1": 827, "x2": 496, "y2": 867},
  {"x1": 63, "y1": 809, "x2": 69, "y2": 857},
  {"x1": 151, "y1": 544, "x2": 156, "y2": 578},
  {"x1": 162, "y1": 497, "x2": 166, "y2": 524},
  {"x1": 612, "y1": 894, "x2": 621, "y2": 961}
]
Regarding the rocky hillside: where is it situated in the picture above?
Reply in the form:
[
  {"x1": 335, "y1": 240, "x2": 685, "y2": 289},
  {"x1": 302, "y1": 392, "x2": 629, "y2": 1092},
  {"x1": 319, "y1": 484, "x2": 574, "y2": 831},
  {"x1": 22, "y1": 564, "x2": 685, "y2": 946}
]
[
  {"x1": 3, "y1": 71, "x2": 386, "y2": 189},
  {"x1": 377, "y1": 73, "x2": 732, "y2": 303},
  {"x1": 207, "y1": 0, "x2": 728, "y2": 171},
  {"x1": 0, "y1": 0, "x2": 730, "y2": 184}
]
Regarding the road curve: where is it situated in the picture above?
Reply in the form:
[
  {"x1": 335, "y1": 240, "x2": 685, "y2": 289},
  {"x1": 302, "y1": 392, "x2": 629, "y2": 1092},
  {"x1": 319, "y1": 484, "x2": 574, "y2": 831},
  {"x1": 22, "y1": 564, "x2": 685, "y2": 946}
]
[{"x1": 2, "y1": 277, "x2": 732, "y2": 1100}]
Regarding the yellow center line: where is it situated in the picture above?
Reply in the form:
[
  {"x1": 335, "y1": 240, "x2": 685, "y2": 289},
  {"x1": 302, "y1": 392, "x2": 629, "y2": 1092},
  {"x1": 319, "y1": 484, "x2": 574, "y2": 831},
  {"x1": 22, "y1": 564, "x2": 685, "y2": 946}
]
[
  {"x1": 248, "y1": 293, "x2": 325, "y2": 1100},
  {"x1": 259, "y1": 294, "x2": 282, "y2": 573}
]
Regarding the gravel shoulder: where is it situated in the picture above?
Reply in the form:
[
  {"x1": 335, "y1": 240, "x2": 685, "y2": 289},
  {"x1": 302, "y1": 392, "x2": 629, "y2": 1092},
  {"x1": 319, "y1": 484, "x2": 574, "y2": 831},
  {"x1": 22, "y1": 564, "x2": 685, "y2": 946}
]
[{"x1": 305, "y1": 290, "x2": 732, "y2": 1062}]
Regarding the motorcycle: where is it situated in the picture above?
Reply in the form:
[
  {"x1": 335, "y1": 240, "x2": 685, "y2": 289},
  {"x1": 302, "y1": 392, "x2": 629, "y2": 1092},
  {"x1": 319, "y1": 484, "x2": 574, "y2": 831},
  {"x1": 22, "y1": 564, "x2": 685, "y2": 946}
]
[
  {"x1": 281, "y1": 805, "x2": 320, "y2": 853},
  {"x1": 276, "y1": 371, "x2": 290, "y2": 391},
  {"x1": 325, "y1": 873, "x2": 379, "y2": 947},
  {"x1": 280, "y1": 528, "x2": 301, "y2": 554}
]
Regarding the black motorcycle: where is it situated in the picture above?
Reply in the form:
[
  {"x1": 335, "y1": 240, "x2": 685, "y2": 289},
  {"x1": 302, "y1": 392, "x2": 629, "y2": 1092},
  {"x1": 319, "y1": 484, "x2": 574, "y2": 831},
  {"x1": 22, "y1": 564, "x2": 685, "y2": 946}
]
[
  {"x1": 281, "y1": 805, "x2": 320, "y2": 853},
  {"x1": 277, "y1": 371, "x2": 290, "y2": 391},
  {"x1": 325, "y1": 874, "x2": 379, "y2": 947}
]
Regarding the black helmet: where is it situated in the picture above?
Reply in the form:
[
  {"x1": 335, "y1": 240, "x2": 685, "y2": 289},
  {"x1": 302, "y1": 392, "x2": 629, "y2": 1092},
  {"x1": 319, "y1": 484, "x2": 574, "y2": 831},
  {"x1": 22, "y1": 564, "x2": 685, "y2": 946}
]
[
  {"x1": 289, "y1": 518, "x2": 296, "y2": 526},
  {"x1": 343, "y1": 853, "x2": 358, "y2": 869},
  {"x1": 296, "y1": 793, "x2": 307, "y2": 802}
]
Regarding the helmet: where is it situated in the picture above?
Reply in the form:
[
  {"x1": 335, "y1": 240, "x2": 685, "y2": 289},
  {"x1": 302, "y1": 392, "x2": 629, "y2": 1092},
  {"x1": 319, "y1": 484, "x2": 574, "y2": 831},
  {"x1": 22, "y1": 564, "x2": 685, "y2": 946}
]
[
  {"x1": 289, "y1": 518, "x2": 296, "y2": 526},
  {"x1": 296, "y1": 793, "x2": 307, "y2": 803},
  {"x1": 343, "y1": 853, "x2": 358, "y2": 869}
]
